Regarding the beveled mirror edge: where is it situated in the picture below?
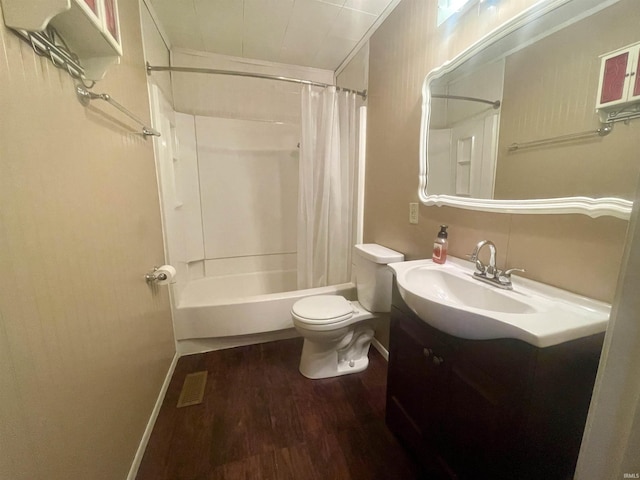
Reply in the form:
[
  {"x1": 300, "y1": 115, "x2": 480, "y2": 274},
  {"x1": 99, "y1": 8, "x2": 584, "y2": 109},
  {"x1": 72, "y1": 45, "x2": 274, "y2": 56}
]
[{"x1": 418, "y1": 0, "x2": 633, "y2": 220}]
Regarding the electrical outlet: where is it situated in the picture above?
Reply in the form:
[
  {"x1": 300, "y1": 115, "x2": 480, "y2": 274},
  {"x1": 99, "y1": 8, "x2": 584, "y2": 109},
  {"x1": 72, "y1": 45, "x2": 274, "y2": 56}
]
[{"x1": 409, "y1": 203, "x2": 419, "y2": 224}]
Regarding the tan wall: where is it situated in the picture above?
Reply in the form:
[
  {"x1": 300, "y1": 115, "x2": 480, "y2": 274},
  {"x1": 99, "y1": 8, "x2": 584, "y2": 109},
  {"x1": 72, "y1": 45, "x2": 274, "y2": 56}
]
[
  {"x1": 0, "y1": 1, "x2": 175, "y2": 479},
  {"x1": 365, "y1": 0, "x2": 630, "y2": 316},
  {"x1": 495, "y1": 0, "x2": 640, "y2": 200}
]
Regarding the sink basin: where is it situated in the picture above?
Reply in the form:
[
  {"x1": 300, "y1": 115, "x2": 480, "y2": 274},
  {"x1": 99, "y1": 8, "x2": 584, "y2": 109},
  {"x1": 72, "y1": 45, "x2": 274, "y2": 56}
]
[
  {"x1": 405, "y1": 268, "x2": 537, "y2": 314},
  {"x1": 388, "y1": 258, "x2": 610, "y2": 347}
]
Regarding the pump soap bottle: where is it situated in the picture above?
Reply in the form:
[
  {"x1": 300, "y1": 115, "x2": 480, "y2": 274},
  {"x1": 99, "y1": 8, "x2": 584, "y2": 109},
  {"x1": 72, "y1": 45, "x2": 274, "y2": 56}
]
[{"x1": 432, "y1": 225, "x2": 449, "y2": 264}]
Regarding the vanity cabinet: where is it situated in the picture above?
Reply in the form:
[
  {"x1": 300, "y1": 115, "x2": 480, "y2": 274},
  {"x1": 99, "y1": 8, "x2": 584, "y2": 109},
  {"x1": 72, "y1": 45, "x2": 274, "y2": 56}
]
[
  {"x1": 0, "y1": 0, "x2": 122, "y2": 80},
  {"x1": 596, "y1": 42, "x2": 640, "y2": 110},
  {"x1": 386, "y1": 282, "x2": 604, "y2": 480}
]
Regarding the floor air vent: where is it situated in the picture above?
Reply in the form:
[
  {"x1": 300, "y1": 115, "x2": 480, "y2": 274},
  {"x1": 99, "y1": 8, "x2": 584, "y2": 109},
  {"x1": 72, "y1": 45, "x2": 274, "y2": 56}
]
[{"x1": 176, "y1": 371, "x2": 208, "y2": 408}]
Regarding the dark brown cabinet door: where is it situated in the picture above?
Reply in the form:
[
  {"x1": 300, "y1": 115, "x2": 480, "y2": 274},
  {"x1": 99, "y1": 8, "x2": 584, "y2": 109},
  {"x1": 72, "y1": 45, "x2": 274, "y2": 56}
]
[
  {"x1": 388, "y1": 311, "x2": 450, "y2": 440},
  {"x1": 387, "y1": 309, "x2": 457, "y2": 478},
  {"x1": 444, "y1": 340, "x2": 534, "y2": 478}
]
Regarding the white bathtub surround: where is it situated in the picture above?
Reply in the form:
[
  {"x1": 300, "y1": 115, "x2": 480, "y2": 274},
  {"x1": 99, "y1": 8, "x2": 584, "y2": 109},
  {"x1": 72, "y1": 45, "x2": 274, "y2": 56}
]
[
  {"x1": 182, "y1": 262, "x2": 296, "y2": 301},
  {"x1": 159, "y1": 51, "x2": 335, "y2": 300},
  {"x1": 298, "y1": 85, "x2": 358, "y2": 289},
  {"x1": 170, "y1": 114, "x2": 300, "y2": 293}
]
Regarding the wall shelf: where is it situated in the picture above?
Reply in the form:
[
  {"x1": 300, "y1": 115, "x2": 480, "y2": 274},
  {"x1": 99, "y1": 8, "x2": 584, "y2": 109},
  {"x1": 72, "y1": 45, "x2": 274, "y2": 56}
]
[
  {"x1": 0, "y1": 0, "x2": 122, "y2": 80},
  {"x1": 596, "y1": 41, "x2": 640, "y2": 115}
]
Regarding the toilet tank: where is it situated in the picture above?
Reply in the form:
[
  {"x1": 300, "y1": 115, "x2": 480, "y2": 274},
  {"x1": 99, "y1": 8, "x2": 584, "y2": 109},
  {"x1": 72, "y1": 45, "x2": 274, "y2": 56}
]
[{"x1": 354, "y1": 244, "x2": 404, "y2": 312}]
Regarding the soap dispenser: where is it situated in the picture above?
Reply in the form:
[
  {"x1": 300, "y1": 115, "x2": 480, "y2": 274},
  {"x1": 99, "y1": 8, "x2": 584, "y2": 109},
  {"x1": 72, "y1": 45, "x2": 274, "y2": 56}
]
[{"x1": 432, "y1": 225, "x2": 448, "y2": 264}]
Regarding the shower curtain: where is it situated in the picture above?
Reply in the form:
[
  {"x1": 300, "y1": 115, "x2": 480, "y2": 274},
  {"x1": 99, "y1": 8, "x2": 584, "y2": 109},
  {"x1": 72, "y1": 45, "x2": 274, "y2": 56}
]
[{"x1": 298, "y1": 85, "x2": 357, "y2": 289}]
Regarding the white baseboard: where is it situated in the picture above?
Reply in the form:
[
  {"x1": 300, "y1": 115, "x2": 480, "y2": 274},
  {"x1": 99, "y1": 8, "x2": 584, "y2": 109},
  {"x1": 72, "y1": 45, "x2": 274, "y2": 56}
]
[
  {"x1": 372, "y1": 337, "x2": 389, "y2": 361},
  {"x1": 127, "y1": 352, "x2": 179, "y2": 480}
]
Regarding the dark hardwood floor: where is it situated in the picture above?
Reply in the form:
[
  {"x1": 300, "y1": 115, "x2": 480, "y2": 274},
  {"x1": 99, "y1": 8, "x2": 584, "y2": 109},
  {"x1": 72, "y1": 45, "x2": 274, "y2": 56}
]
[{"x1": 136, "y1": 337, "x2": 420, "y2": 480}]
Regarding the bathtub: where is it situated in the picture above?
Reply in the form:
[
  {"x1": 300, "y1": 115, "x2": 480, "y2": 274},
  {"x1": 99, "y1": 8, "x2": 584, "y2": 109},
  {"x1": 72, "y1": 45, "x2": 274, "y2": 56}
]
[{"x1": 172, "y1": 270, "x2": 356, "y2": 354}]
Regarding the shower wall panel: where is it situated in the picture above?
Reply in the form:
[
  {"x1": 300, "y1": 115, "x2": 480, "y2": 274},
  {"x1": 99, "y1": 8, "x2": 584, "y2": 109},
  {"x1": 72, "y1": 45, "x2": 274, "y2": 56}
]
[
  {"x1": 174, "y1": 113, "x2": 205, "y2": 264},
  {"x1": 196, "y1": 116, "x2": 299, "y2": 260}
]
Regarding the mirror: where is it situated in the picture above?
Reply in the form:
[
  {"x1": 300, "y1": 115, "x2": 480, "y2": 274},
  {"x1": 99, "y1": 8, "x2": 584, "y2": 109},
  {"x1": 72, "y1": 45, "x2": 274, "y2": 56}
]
[{"x1": 420, "y1": 0, "x2": 638, "y2": 219}]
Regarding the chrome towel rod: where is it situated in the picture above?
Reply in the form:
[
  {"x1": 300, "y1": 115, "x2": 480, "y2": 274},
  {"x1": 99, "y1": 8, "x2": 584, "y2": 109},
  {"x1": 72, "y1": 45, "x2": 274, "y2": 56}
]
[
  {"x1": 76, "y1": 86, "x2": 160, "y2": 138},
  {"x1": 508, "y1": 124, "x2": 612, "y2": 152},
  {"x1": 431, "y1": 94, "x2": 501, "y2": 109},
  {"x1": 146, "y1": 62, "x2": 367, "y2": 100}
]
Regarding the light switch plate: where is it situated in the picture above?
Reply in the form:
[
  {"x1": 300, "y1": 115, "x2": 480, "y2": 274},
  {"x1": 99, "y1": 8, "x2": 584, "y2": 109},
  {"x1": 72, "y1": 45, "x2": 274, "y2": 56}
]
[{"x1": 409, "y1": 203, "x2": 419, "y2": 224}]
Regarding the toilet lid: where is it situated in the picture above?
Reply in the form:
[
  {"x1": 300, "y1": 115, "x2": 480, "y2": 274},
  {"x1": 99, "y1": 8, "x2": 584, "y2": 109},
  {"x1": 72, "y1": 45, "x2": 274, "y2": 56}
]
[{"x1": 292, "y1": 295, "x2": 354, "y2": 324}]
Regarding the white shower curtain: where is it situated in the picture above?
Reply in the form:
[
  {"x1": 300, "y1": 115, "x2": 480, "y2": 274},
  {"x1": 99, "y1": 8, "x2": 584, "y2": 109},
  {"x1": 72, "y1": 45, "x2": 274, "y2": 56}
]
[{"x1": 298, "y1": 85, "x2": 357, "y2": 289}]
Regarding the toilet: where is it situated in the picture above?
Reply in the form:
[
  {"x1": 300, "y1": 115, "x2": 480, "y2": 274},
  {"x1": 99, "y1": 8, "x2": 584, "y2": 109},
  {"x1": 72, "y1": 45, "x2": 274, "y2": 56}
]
[{"x1": 291, "y1": 243, "x2": 404, "y2": 379}]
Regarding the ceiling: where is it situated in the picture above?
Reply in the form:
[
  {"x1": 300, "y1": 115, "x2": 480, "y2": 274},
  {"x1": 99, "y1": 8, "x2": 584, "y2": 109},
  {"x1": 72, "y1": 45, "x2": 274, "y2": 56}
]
[{"x1": 147, "y1": 0, "x2": 399, "y2": 71}]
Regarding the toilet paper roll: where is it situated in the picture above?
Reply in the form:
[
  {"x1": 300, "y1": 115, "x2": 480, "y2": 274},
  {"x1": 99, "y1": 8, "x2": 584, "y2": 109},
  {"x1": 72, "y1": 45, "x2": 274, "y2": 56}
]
[{"x1": 155, "y1": 265, "x2": 176, "y2": 285}]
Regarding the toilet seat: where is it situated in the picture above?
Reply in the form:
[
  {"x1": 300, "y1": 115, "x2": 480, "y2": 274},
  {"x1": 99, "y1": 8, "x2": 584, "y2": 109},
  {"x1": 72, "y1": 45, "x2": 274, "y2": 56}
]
[{"x1": 291, "y1": 295, "x2": 354, "y2": 325}]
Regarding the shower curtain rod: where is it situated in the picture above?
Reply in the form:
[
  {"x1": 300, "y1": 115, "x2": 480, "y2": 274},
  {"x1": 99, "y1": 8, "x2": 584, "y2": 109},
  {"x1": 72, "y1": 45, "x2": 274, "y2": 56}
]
[
  {"x1": 431, "y1": 93, "x2": 501, "y2": 109},
  {"x1": 146, "y1": 63, "x2": 367, "y2": 99}
]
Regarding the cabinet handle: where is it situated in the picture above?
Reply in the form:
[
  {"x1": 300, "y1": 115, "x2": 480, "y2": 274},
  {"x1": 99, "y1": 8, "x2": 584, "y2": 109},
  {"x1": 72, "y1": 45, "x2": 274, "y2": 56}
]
[
  {"x1": 432, "y1": 356, "x2": 444, "y2": 366},
  {"x1": 423, "y1": 348, "x2": 432, "y2": 358}
]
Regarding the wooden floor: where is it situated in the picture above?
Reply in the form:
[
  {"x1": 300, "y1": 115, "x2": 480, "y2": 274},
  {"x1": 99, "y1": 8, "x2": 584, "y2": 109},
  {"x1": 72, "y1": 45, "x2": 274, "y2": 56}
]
[{"x1": 136, "y1": 337, "x2": 420, "y2": 480}]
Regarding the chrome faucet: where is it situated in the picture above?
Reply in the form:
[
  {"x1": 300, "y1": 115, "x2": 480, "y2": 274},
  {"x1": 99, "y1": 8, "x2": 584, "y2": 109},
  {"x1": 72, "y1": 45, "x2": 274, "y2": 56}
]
[
  {"x1": 468, "y1": 240, "x2": 525, "y2": 290},
  {"x1": 469, "y1": 240, "x2": 498, "y2": 278}
]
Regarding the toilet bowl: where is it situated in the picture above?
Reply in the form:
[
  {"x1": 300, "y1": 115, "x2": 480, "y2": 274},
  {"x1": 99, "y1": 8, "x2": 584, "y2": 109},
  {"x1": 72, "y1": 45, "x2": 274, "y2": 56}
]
[
  {"x1": 291, "y1": 244, "x2": 404, "y2": 379},
  {"x1": 292, "y1": 295, "x2": 377, "y2": 378}
]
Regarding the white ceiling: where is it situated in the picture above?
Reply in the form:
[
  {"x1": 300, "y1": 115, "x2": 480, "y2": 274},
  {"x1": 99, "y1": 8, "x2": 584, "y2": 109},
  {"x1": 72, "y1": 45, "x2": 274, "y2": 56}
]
[{"x1": 147, "y1": 0, "x2": 399, "y2": 71}]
